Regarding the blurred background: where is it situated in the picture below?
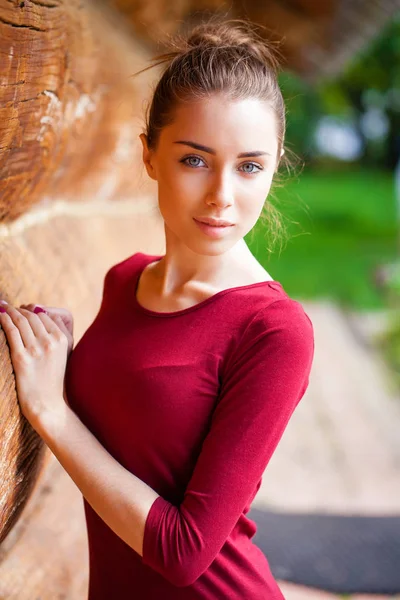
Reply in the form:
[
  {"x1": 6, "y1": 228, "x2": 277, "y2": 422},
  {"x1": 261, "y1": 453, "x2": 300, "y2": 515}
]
[
  {"x1": 1, "y1": 1, "x2": 399, "y2": 599},
  {"x1": 246, "y1": 13, "x2": 400, "y2": 598},
  {"x1": 256, "y1": 15, "x2": 400, "y2": 390}
]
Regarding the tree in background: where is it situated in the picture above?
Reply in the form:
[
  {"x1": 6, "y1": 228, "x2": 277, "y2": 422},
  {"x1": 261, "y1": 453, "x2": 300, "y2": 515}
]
[{"x1": 280, "y1": 16, "x2": 400, "y2": 170}]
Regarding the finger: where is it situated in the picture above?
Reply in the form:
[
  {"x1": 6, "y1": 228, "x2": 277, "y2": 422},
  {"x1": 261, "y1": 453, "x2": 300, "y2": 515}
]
[
  {"x1": 18, "y1": 307, "x2": 52, "y2": 337},
  {"x1": 20, "y1": 303, "x2": 46, "y2": 310},
  {"x1": 0, "y1": 311, "x2": 26, "y2": 356},
  {"x1": 35, "y1": 311, "x2": 69, "y2": 343},
  {"x1": 51, "y1": 315, "x2": 72, "y2": 342},
  {"x1": 20, "y1": 304, "x2": 71, "y2": 319},
  {"x1": 20, "y1": 305, "x2": 73, "y2": 329},
  {"x1": 19, "y1": 303, "x2": 48, "y2": 315},
  {"x1": 1, "y1": 305, "x2": 38, "y2": 349}
]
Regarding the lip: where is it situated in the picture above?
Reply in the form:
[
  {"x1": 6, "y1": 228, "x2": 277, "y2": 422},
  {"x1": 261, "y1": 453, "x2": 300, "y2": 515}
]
[
  {"x1": 193, "y1": 218, "x2": 235, "y2": 238},
  {"x1": 195, "y1": 217, "x2": 234, "y2": 227}
]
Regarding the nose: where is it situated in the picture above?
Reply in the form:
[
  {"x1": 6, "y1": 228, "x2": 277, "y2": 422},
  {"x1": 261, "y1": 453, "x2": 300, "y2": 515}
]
[{"x1": 206, "y1": 171, "x2": 234, "y2": 207}]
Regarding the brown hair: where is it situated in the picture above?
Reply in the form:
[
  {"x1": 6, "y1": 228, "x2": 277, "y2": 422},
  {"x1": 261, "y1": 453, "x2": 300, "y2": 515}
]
[{"x1": 133, "y1": 15, "x2": 292, "y2": 253}]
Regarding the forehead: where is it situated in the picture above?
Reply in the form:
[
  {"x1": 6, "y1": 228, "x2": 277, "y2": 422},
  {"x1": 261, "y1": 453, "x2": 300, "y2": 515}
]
[{"x1": 160, "y1": 95, "x2": 278, "y2": 156}]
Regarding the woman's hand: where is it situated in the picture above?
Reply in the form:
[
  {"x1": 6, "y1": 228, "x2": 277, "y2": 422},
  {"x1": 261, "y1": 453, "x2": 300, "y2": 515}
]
[
  {"x1": 19, "y1": 302, "x2": 74, "y2": 357},
  {"x1": 0, "y1": 301, "x2": 72, "y2": 431}
]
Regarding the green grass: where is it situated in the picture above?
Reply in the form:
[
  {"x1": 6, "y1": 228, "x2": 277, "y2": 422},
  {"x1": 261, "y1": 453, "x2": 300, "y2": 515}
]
[{"x1": 247, "y1": 167, "x2": 398, "y2": 310}]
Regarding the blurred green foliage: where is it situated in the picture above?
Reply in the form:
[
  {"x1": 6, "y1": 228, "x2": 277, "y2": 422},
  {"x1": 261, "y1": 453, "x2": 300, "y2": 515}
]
[
  {"x1": 376, "y1": 264, "x2": 400, "y2": 389},
  {"x1": 278, "y1": 15, "x2": 400, "y2": 168},
  {"x1": 247, "y1": 168, "x2": 397, "y2": 310}
]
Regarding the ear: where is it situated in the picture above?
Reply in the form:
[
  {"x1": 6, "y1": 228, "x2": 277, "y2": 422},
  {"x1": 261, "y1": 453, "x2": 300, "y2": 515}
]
[
  {"x1": 139, "y1": 133, "x2": 157, "y2": 181},
  {"x1": 274, "y1": 147, "x2": 285, "y2": 173}
]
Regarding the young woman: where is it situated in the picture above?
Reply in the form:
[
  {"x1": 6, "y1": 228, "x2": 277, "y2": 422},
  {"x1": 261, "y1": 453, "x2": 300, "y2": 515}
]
[{"x1": 0, "y1": 18, "x2": 314, "y2": 599}]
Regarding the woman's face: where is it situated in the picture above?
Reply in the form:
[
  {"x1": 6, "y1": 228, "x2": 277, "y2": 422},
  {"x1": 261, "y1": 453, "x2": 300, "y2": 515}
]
[{"x1": 140, "y1": 95, "x2": 279, "y2": 255}]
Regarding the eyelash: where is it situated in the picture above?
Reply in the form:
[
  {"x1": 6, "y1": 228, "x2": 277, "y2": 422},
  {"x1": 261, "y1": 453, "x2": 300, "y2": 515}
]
[{"x1": 179, "y1": 155, "x2": 263, "y2": 174}]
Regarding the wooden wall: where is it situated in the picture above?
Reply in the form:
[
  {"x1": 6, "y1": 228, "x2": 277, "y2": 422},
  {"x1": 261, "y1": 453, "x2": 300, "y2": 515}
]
[{"x1": 0, "y1": 1, "x2": 164, "y2": 596}]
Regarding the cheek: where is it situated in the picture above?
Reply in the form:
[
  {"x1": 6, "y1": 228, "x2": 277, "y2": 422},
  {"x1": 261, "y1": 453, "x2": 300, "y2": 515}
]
[
  {"x1": 157, "y1": 185, "x2": 187, "y2": 222},
  {"x1": 242, "y1": 171, "x2": 274, "y2": 200},
  {"x1": 238, "y1": 179, "x2": 274, "y2": 219},
  {"x1": 264, "y1": 173, "x2": 275, "y2": 196},
  {"x1": 159, "y1": 163, "x2": 196, "y2": 196},
  {"x1": 256, "y1": 170, "x2": 275, "y2": 202}
]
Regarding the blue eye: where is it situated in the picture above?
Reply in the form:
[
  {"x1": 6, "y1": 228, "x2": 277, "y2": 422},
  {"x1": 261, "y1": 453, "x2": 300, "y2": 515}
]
[
  {"x1": 180, "y1": 156, "x2": 205, "y2": 168},
  {"x1": 239, "y1": 163, "x2": 263, "y2": 174}
]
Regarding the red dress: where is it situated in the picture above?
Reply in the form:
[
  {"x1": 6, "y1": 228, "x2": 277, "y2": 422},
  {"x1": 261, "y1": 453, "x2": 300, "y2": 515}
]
[{"x1": 65, "y1": 252, "x2": 314, "y2": 599}]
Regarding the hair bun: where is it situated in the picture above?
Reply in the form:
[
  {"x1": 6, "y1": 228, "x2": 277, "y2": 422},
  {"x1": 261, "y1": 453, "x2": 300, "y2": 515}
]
[{"x1": 185, "y1": 18, "x2": 282, "y2": 73}]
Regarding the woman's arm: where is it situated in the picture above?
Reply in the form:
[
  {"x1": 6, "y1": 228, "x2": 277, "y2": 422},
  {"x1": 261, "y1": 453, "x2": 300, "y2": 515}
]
[
  {"x1": 37, "y1": 406, "x2": 160, "y2": 558},
  {"x1": 0, "y1": 299, "x2": 160, "y2": 558},
  {"x1": 141, "y1": 298, "x2": 315, "y2": 587}
]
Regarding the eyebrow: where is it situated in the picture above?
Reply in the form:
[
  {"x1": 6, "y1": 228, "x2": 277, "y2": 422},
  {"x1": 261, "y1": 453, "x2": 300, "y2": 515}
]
[{"x1": 173, "y1": 140, "x2": 271, "y2": 158}]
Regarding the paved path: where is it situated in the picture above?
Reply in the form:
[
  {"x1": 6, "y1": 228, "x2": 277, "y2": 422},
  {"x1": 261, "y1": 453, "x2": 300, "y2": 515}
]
[
  {"x1": 251, "y1": 300, "x2": 400, "y2": 598},
  {"x1": 279, "y1": 581, "x2": 399, "y2": 599}
]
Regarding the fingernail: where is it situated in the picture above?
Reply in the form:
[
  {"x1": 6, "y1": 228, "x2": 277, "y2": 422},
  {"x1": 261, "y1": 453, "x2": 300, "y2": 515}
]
[
  {"x1": 0, "y1": 307, "x2": 7, "y2": 313},
  {"x1": 34, "y1": 306, "x2": 46, "y2": 314},
  {"x1": 0, "y1": 300, "x2": 8, "y2": 305}
]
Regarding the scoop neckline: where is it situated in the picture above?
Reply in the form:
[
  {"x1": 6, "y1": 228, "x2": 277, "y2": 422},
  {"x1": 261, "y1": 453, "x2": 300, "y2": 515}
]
[{"x1": 131, "y1": 252, "x2": 283, "y2": 318}]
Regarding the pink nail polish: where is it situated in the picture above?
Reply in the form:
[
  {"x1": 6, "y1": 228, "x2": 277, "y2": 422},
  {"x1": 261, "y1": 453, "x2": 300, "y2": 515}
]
[
  {"x1": 34, "y1": 306, "x2": 46, "y2": 314},
  {"x1": 0, "y1": 307, "x2": 7, "y2": 313}
]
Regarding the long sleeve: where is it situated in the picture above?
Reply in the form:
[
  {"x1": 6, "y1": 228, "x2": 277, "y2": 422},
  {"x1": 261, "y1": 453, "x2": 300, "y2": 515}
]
[{"x1": 141, "y1": 298, "x2": 315, "y2": 587}]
